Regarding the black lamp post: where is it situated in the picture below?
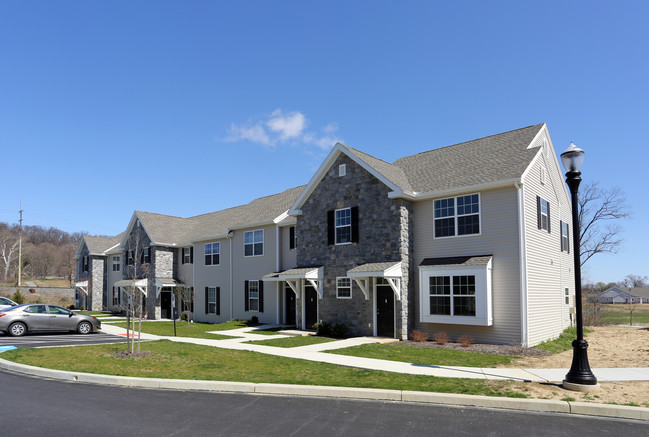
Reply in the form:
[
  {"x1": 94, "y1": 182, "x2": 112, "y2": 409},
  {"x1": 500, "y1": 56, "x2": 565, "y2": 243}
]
[{"x1": 561, "y1": 142, "x2": 598, "y2": 388}]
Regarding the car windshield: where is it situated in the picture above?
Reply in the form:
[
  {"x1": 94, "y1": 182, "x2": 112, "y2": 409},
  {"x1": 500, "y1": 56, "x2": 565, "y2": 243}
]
[{"x1": 0, "y1": 297, "x2": 16, "y2": 305}]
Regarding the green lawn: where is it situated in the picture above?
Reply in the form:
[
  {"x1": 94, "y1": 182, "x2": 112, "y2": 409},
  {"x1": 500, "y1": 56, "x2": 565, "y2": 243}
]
[
  {"x1": 112, "y1": 321, "x2": 242, "y2": 340},
  {"x1": 534, "y1": 326, "x2": 593, "y2": 354},
  {"x1": 601, "y1": 304, "x2": 649, "y2": 325},
  {"x1": 245, "y1": 336, "x2": 337, "y2": 348},
  {"x1": 0, "y1": 340, "x2": 526, "y2": 398},
  {"x1": 328, "y1": 343, "x2": 516, "y2": 367}
]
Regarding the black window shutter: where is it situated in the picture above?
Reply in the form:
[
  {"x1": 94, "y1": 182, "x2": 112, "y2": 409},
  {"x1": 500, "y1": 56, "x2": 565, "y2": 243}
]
[
  {"x1": 289, "y1": 226, "x2": 295, "y2": 249},
  {"x1": 205, "y1": 287, "x2": 208, "y2": 314},
  {"x1": 547, "y1": 202, "x2": 551, "y2": 233},
  {"x1": 148, "y1": 247, "x2": 152, "y2": 262},
  {"x1": 244, "y1": 280, "x2": 249, "y2": 311},
  {"x1": 216, "y1": 287, "x2": 220, "y2": 316},
  {"x1": 536, "y1": 196, "x2": 542, "y2": 230},
  {"x1": 327, "y1": 210, "x2": 335, "y2": 245},
  {"x1": 181, "y1": 248, "x2": 185, "y2": 265},
  {"x1": 566, "y1": 223, "x2": 570, "y2": 253},
  {"x1": 560, "y1": 220, "x2": 564, "y2": 251},
  {"x1": 190, "y1": 246, "x2": 193, "y2": 264},
  {"x1": 351, "y1": 206, "x2": 359, "y2": 243},
  {"x1": 140, "y1": 250, "x2": 144, "y2": 264},
  {"x1": 259, "y1": 280, "x2": 264, "y2": 313},
  {"x1": 191, "y1": 290, "x2": 194, "y2": 313}
]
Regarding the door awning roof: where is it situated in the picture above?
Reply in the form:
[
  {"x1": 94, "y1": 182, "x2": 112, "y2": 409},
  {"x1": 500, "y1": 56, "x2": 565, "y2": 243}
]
[
  {"x1": 74, "y1": 280, "x2": 89, "y2": 295},
  {"x1": 347, "y1": 261, "x2": 402, "y2": 278},
  {"x1": 263, "y1": 266, "x2": 323, "y2": 281},
  {"x1": 419, "y1": 255, "x2": 492, "y2": 267}
]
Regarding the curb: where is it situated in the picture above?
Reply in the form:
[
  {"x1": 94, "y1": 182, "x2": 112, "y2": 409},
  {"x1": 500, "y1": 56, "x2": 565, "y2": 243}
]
[{"x1": 0, "y1": 357, "x2": 647, "y2": 421}]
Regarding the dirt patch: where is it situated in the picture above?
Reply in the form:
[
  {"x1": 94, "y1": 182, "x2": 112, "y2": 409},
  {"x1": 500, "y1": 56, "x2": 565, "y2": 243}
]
[
  {"x1": 400, "y1": 340, "x2": 548, "y2": 357},
  {"x1": 108, "y1": 351, "x2": 153, "y2": 359}
]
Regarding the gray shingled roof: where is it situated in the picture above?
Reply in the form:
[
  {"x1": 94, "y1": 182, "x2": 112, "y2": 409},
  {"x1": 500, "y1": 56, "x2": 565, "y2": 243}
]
[
  {"x1": 337, "y1": 124, "x2": 544, "y2": 195},
  {"x1": 135, "y1": 186, "x2": 305, "y2": 245},
  {"x1": 394, "y1": 124, "x2": 544, "y2": 193},
  {"x1": 420, "y1": 255, "x2": 492, "y2": 267},
  {"x1": 347, "y1": 261, "x2": 401, "y2": 274},
  {"x1": 85, "y1": 234, "x2": 123, "y2": 255},
  {"x1": 263, "y1": 266, "x2": 322, "y2": 278}
]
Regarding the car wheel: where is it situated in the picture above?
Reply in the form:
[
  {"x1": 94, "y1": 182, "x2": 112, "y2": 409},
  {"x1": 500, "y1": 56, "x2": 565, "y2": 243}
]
[
  {"x1": 8, "y1": 322, "x2": 27, "y2": 337},
  {"x1": 77, "y1": 321, "x2": 92, "y2": 334}
]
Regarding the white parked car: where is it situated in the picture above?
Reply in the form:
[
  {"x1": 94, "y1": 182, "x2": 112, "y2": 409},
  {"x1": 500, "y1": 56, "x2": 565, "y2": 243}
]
[{"x1": 0, "y1": 297, "x2": 18, "y2": 310}]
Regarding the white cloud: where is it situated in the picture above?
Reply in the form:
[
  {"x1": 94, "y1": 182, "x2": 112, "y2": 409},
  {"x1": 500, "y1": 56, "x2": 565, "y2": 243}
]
[
  {"x1": 226, "y1": 123, "x2": 273, "y2": 146},
  {"x1": 224, "y1": 109, "x2": 341, "y2": 151},
  {"x1": 266, "y1": 109, "x2": 307, "y2": 141}
]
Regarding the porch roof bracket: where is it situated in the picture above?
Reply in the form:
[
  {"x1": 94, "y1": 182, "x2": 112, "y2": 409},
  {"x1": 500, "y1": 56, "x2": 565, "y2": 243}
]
[
  {"x1": 352, "y1": 278, "x2": 370, "y2": 300},
  {"x1": 286, "y1": 280, "x2": 300, "y2": 298},
  {"x1": 306, "y1": 278, "x2": 323, "y2": 299},
  {"x1": 386, "y1": 277, "x2": 401, "y2": 301},
  {"x1": 76, "y1": 286, "x2": 88, "y2": 296},
  {"x1": 138, "y1": 286, "x2": 147, "y2": 297}
]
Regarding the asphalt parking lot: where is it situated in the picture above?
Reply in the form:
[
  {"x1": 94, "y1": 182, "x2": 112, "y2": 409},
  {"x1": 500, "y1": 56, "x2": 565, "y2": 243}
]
[{"x1": 0, "y1": 331, "x2": 128, "y2": 349}]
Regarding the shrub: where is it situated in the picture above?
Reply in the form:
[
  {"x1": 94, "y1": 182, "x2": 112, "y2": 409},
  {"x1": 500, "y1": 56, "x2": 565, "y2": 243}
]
[
  {"x1": 332, "y1": 323, "x2": 349, "y2": 338},
  {"x1": 12, "y1": 290, "x2": 24, "y2": 305},
  {"x1": 458, "y1": 335, "x2": 474, "y2": 347},
  {"x1": 180, "y1": 313, "x2": 187, "y2": 321},
  {"x1": 409, "y1": 329, "x2": 428, "y2": 342},
  {"x1": 433, "y1": 331, "x2": 449, "y2": 345},
  {"x1": 250, "y1": 316, "x2": 259, "y2": 325},
  {"x1": 313, "y1": 321, "x2": 332, "y2": 336}
]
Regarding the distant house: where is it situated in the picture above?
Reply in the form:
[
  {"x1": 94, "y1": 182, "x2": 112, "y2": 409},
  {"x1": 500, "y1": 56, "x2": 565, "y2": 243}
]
[
  {"x1": 619, "y1": 287, "x2": 649, "y2": 303},
  {"x1": 596, "y1": 287, "x2": 645, "y2": 304},
  {"x1": 75, "y1": 123, "x2": 576, "y2": 346}
]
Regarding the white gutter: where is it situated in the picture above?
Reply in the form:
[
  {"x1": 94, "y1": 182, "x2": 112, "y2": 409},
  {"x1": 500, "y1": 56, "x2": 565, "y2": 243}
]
[
  {"x1": 227, "y1": 230, "x2": 234, "y2": 321},
  {"x1": 387, "y1": 178, "x2": 521, "y2": 201},
  {"x1": 275, "y1": 224, "x2": 280, "y2": 324},
  {"x1": 515, "y1": 181, "x2": 530, "y2": 347}
]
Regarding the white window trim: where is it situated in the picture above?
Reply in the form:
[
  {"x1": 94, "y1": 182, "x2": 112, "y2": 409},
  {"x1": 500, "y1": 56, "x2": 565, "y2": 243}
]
[
  {"x1": 561, "y1": 221, "x2": 569, "y2": 252},
  {"x1": 205, "y1": 242, "x2": 220, "y2": 266},
  {"x1": 112, "y1": 255, "x2": 120, "y2": 272},
  {"x1": 143, "y1": 247, "x2": 151, "y2": 264},
  {"x1": 208, "y1": 286, "x2": 217, "y2": 315},
  {"x1": 564, "y1": 287, "x2": 570, "y2": 305},
  {"x1": 335, "y1": 207, "x2": 352, "y2": 245},
  {"x1": 419, "y1": 261, "x2": 492, "y2": 326},
  {"x1": 244, "y1": 230, "x2": 264, "y2": 257},
  {"x1": 336, "y1": 277, "x2": 352, "y2": 299},
  {"x1": 183, "y1": 247, "x2": 191, "y2": 264},
  {"x1": 339, "y1": 164, "x2": 346, "y2": 177},
  {"x1": 248, "y1": 280, "x2": 260, "y2": 312},
  {"x1": 433, "y1": 193, "x2": 482, "y2": 239}
]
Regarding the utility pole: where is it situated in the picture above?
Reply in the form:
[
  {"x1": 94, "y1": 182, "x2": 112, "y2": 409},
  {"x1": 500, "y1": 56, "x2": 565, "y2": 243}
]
[{"x1": 18, "y1": 201, "x2": 23, "y2": 287}]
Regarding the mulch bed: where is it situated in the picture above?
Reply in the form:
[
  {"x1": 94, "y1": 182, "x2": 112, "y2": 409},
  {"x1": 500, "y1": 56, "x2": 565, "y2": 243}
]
[{"x1": 398, "y1": 340, "x2": 549, "y2": 357}]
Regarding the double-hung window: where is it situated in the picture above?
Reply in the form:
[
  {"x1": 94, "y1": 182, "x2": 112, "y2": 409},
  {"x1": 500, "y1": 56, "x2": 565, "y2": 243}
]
[
  {"x1": 433, "y1": 194, "x2": 480, "y2": 238},
  {"x1": 244, "y1": 230, "x2": 263, "y2": 256},
  {"x1": 560, "y1": 221, "x2": 569, "y2": 252},
  {"x1": 183, "y1": 247, "x2": 193, "y2": 264},
  {"x1": 143, "y1": 247, "x2": 151, "y2": 264},
  {"x1": 335, "y1": 208, "x2": 352, "y2": 244},
  {"x1": 207, "y1": 287, "x2": 218, "y2": 314},
  {"x1": 537, "y1": 196, "x2": 551, "y2": 232},
  {"x1": 248, "y1": 280, "x2": 259, "y2": 311},
  {"x1": 336, "y1": 277, "x2": 352, "y2": 299},
  {"x1": 82, "y1": 256, "x2": 89, "y2": 272},
  {"x1": 112, "y1": 256, "x2": 120, "y2": 272},
  {"x1": 205, "y1": 242, "x2": 220, "y2": 265},
  {"x1": 419, "y1": 258, "x2": 492, "y2": 326}
]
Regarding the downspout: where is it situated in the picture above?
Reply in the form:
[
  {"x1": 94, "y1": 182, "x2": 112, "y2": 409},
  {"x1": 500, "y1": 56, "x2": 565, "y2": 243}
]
[
  {"x1": 515, "y1": 182, "x2": 529, "y2": 347},
  {"x1": 276, "y1": 224, "x2": 280, "y2": 324},
  {"x1": 227, "y1": 230, "x2": 234, "y2": 321}
]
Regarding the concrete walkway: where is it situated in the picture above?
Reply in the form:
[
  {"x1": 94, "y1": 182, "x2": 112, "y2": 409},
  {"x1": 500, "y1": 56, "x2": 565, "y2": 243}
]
[{"x1": 99, "y1": 323, "x2": 649, "y2": 383}]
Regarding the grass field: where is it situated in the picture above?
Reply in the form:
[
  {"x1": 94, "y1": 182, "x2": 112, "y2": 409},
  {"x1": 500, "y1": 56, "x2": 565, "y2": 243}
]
[
  {"x1": 601, "y1": 304, "x2": 649, "y2": 325},
  {"x1": 0, "y1": 340, "x2": 527, "y2": 398},
  {"x1": 112, "y1": 321, "x2": 244, "y2": 339}
]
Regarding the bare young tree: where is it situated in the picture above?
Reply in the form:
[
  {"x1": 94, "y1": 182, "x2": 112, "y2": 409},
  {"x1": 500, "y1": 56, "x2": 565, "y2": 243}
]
[
  {"x1": 578, "y1": 182, "x2": 630, "y2": 267},
  {"x1": 0, "y1": 226, "x2": 20, "y2": 281},
  {"x1": 175, "y1": 276, "x2": 194, "y2": 327},
  {"x1": 626, "y1": 301, "x2": 640, "y2": 326}
]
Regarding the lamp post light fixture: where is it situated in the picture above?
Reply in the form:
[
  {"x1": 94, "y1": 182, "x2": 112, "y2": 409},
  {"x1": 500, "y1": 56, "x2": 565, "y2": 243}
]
[{"x1": 561, "y1": 142, "x2": 598, "y2": 391}]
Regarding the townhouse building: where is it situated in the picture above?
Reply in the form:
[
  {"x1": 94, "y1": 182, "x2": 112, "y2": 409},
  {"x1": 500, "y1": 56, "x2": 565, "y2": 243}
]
[{"x1": 75, "y1": 123, "x2": 575, "y2": 346}]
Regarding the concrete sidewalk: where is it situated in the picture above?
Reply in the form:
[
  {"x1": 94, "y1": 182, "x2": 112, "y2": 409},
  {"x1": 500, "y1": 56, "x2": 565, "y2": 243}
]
[{"x1": 100, "y1": 323, "x2": 649, "y2": 383}]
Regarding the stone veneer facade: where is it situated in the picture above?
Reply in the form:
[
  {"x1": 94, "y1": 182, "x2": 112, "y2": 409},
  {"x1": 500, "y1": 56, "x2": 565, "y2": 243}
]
[
  {"x1": 90, "y1": 257, "x2": 105, "y2": 311},
  {"x1": 296, "y1": 154, "x2": 413, "y2": 339}
]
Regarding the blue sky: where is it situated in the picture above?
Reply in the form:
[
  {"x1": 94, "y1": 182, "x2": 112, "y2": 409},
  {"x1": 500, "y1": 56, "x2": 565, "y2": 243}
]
[{"x1": 0, "y1": 1, "x2": 647, "y2": 284}]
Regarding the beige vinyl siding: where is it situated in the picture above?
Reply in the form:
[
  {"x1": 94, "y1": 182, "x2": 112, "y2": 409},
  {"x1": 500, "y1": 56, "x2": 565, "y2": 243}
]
[
  {"x1": 231, "y1": 224, "x2": 279, "y2": 324},
  {"x1": 413, "y1": 187, "x2": 522, "y2": 345},
  {"x1": 525, "y1": 136, "x2": 575, "y2": 346},
  {"x1": 193, "y1": 237, "x2": 231, "y2": 323},
  {"x1": 177, "y1": 248, "x2": 194, "y2": 287},
  {"x1": 106, "y1": 251, "x2": 123, "y2": 312},
  {"x1": 280, "y1": 225, "x2": 297, "y2": 271}
]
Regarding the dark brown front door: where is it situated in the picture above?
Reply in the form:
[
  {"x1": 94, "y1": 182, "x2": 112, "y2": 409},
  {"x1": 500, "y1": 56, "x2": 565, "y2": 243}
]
[
  {"x1": 376, "y1": 285, "x2": 394, "y2": 337},
  {"x1": 304, "y1": 284, "x2": 318, "y2": 330},
  {"x1": 161, "y1": 291, "x2": 171, "y2": 319},
  {"x1": 285, "y1": 285, "x2": 296, "y2": 326}
]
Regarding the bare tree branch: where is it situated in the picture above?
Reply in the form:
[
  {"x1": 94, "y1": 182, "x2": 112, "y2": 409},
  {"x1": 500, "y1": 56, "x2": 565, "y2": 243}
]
[{"x1": 578, "y1": 182, "x2": 630, "y2": 267}]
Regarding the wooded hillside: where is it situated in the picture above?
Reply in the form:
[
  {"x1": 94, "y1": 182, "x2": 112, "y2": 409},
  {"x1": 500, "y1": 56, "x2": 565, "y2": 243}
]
[{"x1": 0, "y1": 222, "x2": 87, "y2": 283}]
